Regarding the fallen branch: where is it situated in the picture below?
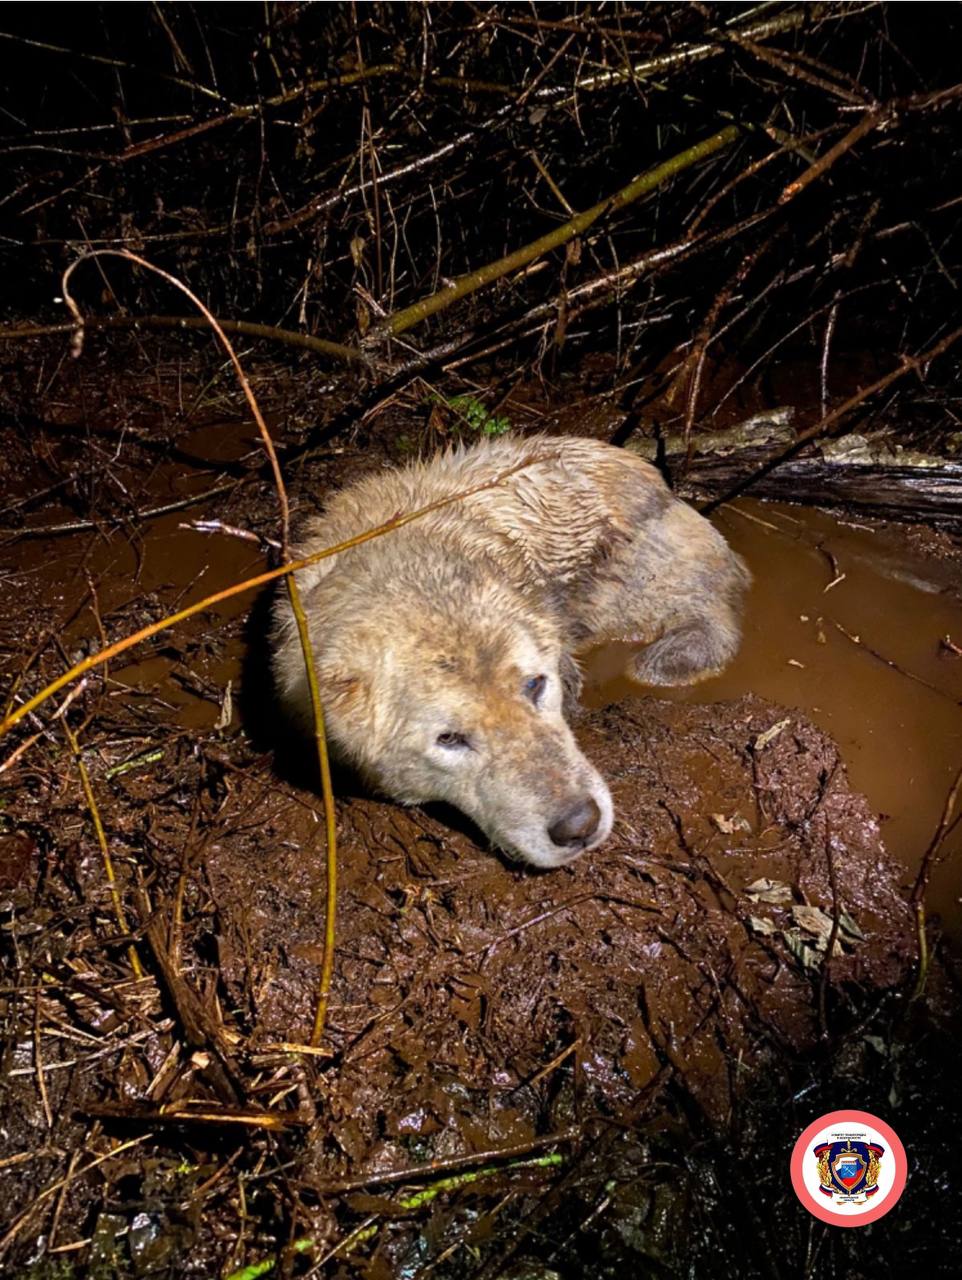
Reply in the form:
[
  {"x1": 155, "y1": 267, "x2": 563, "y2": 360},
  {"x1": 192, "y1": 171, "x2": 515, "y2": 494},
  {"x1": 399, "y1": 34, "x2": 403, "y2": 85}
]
[
  {"x1": 0, "y1": 479, "x2": 242, "y2": 540},
  {"x1": 373, "y1": 125, "x2": 741, "y2": 339},
  {"x1": 701, "y1": 320, "x2": 962, "y2": 511},
  {"x1": 530, "y1": 5, "x2": 816, "y2": 100},
  {"x1": 84, "y1": 1100, "x2": 311, "y2": 1130},
  {"x1": 0, "y1": 312, "x2": 365, "y2": 365},
  {"x1": 310, "y1": 1127, "x2": 578, "y2": 1194}
]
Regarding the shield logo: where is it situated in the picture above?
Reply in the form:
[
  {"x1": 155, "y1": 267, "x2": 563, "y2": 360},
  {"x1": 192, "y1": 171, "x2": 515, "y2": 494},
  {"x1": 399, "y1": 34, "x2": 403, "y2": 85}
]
[{"x1": 832, "y1": 1149, "x2": 866, "y2": 1191}]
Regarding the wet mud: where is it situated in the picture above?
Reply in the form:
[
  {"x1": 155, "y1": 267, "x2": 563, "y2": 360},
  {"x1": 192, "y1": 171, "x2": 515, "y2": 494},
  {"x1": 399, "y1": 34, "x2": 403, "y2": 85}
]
[
  {"x1": 585, "y1": 498, "x2": 962, "y2": 942},
  {"x1": 1, "y1": 389, "x2": 960, "y2": 1277},
  {"x1": 212, "y1": 695, "x2": 914, "y2": 1139}
]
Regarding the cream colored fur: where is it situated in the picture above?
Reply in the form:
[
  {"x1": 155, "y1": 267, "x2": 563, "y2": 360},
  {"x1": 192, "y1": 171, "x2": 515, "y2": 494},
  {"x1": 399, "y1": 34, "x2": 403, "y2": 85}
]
[{"x1": 270, "y1": 435, "x2": 748, "y2": 868}]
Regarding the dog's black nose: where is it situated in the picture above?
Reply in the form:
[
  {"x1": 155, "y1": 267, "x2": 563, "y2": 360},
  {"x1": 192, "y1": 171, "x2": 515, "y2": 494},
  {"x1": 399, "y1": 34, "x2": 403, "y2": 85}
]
[{"x1": 548, "y1": 797, "x2": 601, "y2": 849}]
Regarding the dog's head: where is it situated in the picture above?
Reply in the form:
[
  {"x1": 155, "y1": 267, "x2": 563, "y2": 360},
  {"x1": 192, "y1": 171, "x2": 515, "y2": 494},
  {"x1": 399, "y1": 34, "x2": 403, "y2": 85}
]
[{"x1": 273, "y1": 554, "x2": 613, "y2": 869}]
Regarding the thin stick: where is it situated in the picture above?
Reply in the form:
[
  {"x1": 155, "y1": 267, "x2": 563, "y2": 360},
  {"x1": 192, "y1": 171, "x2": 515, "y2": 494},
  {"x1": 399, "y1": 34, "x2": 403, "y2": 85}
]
[
  {"x1": 0, "y1": 312, "x2": 365, "y2": 365},
  {"x1": 376, "y1": 126, "x2": 740, "y2": 338},
  {"x1": 61, "y1": 251, "x2": 290, "y2": 531},
  {"x1": 778, "y1": 108, "x2": 884, "y2": 204},
  {"x1": 297, "y1": 590, "x2": 338, "y2": 1048},
  {"x1": 62, "y1": 719, "x2": 144, "y2": 979},
  {"x1": 0, "y1": 456, "x2": 545, "y2": 742},
  {"x1": 0, "y1": 731, "x2": 42, "y2": 774},
  {"x1": 1, "y1": 479, "x2": 241, "y2": 540},
  {"x1": 911, "y1": 763, "x2": 962, "y2": 906},
  {"x1": 33, "y1": 989, "x2": 53, "y2": 1129},
  {"x1": 62, "y1": 247, "x2": 337, "y2": 1046},
  {"x1": 311, "y1": 1128, "x2": 578, "y2": 1193}
]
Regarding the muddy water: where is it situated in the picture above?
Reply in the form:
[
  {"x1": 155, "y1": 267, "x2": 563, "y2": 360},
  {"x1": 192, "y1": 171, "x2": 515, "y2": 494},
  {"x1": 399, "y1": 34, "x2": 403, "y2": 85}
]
[
  {"x1": 7, "y1": 420, "x2": 959, "y2": 938},
  {"x1": 2, "y1": 421, "x2": 263, "y2": 728},
  {"x1": 583, "y1": 500, "x2": 962, "y2": 939},
  {"x1": 94, "y1": 482, "x2": 962, "y2": 943}
]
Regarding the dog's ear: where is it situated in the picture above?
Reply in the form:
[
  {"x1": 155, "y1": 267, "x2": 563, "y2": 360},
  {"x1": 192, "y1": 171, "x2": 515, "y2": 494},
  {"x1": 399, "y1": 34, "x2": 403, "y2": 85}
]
[
  {"x1": 317, "y1": 667, "x2": 383, "y2": 752},
  {"x1": 322, "y1": 672, "x2": 366, "y2": 714},
  {"x1": 323, "y1": 665, "x2": 407, "y2": 770}
]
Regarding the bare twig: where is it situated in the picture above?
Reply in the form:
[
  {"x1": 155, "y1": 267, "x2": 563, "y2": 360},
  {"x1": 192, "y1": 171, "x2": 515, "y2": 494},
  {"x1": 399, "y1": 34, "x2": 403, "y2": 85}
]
[
  {"x1": 374, "y1": 126, "x2": 740, "y2": 339},
  {"x1": 911, "y1": 763, "x2": 962, "y2": 907},
  {"x1": 61, "y1": 247, "x2": 339, "y2": 1047},
  {"x1": 0, "y1": 457, "x2": 550, "y2": 737},
  {"x1": 62, "y1": 718, "x2": 144, "y2": 980},
  {"x1": 0, "y1": 312, "x2": 365, "y2": 365}
]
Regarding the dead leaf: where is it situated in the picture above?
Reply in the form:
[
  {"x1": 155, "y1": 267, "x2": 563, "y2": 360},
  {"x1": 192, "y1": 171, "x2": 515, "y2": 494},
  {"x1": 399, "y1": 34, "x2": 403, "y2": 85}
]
[
  {"x1": 753, "y1": 718, "x2": 791, "y2": 750},
  {"x1": 745, "y1": 877, "x2": 793, "y2": 905},
  {"x1": 791, "y1": 905, "x2": 846, "y2": 956},
  {"x1": 838, "y1": 909, "x2": 866, "y2": 941},
  {"x1": 711, "y1": 812, "x2": 751, "y2": 835},
  {"x1": 748, "y1": 915, "x2": 776, "y2": 937},
  {"x1": 782, "y1": 928, "x2": 822, "y2": 970},
  {"x1": 215, "y1": 679, "x2": 233, "y2": 731}
]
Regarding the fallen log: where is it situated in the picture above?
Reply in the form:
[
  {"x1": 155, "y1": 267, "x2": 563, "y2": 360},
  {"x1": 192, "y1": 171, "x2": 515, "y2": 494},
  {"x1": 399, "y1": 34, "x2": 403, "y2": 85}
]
[{"x1": 625, "y1": 411, "x2": 962, "y2": 524}]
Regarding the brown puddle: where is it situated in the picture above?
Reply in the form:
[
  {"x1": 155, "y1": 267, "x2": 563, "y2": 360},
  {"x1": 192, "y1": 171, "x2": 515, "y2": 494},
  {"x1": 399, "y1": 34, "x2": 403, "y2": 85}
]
[
  {"x1": 2, "y1": 419, "x2": 264, "y2": 728},
  {"x1": 582, "y1": 499, "x2": 962, "y2": 941},
  {"x1": 4, "y1": 421, "x2": 961, "y2": 1276},
  {"x1": 7, "y1": 419, "x2": 959, "y2": 941}
]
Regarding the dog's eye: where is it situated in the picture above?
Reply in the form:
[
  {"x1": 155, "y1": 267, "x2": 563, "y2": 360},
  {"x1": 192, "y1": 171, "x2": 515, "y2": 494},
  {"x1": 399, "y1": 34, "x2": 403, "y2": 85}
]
[
  {"x1": 436, "y1": 731, "x2": 469, "y2": 749},
  {"x1": 524, "y1": 674, "x2": 547, "y2": 704}
]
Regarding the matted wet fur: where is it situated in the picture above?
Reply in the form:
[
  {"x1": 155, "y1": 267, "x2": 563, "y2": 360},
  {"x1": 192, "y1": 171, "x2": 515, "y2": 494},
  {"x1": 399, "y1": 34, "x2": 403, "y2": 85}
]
[{"x1": 271, "y1": 435, "x2": 748, "y2": 868}]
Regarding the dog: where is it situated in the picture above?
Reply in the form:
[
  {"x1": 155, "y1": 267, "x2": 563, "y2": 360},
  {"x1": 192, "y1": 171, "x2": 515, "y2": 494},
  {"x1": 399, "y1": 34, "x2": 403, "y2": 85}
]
[{"x1": 270, "y1": 435, "x2": 748, "y2": 868}]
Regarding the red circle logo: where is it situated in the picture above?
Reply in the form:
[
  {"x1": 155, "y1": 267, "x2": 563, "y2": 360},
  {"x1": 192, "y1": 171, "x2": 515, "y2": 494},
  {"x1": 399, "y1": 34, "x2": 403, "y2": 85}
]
[{"x1": 790, "y1": 1110, "x2": 907, "y2": 1226}]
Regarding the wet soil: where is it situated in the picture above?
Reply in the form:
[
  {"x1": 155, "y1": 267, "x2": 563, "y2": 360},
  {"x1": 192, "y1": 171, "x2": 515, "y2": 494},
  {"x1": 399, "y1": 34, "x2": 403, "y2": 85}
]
[
  {"x1": 585, "y1": 499, "x2": 962, "y2": 943},
  {"x1": 215, "y1": 696, "x2": 914, "y2": 1124},
  {"x1": 1, "y1": 368, "x2": 960, "y2": 1277}
]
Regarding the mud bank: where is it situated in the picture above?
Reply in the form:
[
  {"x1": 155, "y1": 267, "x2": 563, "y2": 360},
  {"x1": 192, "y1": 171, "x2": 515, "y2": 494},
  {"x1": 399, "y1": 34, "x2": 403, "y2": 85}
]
[
  {"x1": 207, "y1": 695, "x2": 913, "y2": 1160},
  {"x1": 0, "y1": 394, "x2": 959, "y2": 1275},
  {"x1": 0, "y1": 689, "x2": 923, "y2": 1276}
]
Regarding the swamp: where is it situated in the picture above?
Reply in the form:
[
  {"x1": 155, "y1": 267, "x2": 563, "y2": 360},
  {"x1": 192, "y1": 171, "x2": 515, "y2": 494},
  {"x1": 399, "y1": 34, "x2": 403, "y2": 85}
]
[{"x1": 0, "y1": 4, "x2": 961, "y2": 1277}]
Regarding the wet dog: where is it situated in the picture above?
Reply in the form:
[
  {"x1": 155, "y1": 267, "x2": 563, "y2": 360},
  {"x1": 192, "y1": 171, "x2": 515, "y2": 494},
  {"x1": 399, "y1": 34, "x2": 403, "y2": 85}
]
[{"x1": 270, "y1": 435, "x2": 748, "y2": 867}]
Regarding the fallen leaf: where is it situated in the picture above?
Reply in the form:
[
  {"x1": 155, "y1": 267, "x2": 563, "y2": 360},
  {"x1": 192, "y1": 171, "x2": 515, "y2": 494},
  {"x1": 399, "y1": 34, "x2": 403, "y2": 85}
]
[
  {"x1": 745, "y1": 877, "x2": 794, "y2": 905},
  {"x1": 782, "y1": 928, "x2": 823, "y2": 970},
  {"x1": 754, "y1": 718, "x2": 791, "y2": 750},
  {"x1": 839, "y1": 909, "x2": 866, "y2": 941},
  {"x1": 791, "y1": 905, "x2": 846, "y2": 956},
  {"x1": 711, "y1": 812, "x2": 752, "y2": 835},
  {"x1": 748, "y1": 915, "x2": 776, "y2": 937}
]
